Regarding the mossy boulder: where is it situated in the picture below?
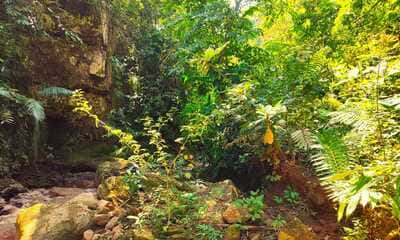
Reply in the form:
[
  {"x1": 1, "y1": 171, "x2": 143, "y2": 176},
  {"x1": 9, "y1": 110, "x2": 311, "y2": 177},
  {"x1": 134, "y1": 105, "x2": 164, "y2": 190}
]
[
  {"x1": 16, "y1": 192, "x2": 98, "y2": 240},
  {"x1": 96, "y1": 159, "x2": 131, "y2": 184},
  {"x1": 197, "y1": 180, "x2": 240, "y2": 224},
  {"x1": 224, "y1": 225, "x2": 241, "y2": 240},
  {"x1": 278, "y1": 217, "x2": 318, "y2": 240}
]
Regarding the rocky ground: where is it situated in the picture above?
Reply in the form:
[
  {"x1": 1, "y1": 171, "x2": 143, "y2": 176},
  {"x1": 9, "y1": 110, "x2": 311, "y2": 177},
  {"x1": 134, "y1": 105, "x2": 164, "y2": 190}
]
[
  {"x1": 0, "y1": 171, "x2": 97, "y2": 240},
  {"x1": 0, "y1": 159, "x2": 341, "y2": 240}
]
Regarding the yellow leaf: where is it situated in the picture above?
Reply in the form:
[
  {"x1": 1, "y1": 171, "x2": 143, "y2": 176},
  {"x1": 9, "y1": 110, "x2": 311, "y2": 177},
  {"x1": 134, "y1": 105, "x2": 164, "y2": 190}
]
[{"x1": 264, "y1": 127, "x2": 274, "y2": 145}]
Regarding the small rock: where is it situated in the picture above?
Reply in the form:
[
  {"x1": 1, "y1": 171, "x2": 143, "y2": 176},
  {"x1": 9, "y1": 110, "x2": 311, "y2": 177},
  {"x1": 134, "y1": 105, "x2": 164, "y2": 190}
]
[
  {"x1": 10, "y1": 189, "x2": 52, "y2": 208},
  {"x1": 48, "y1": 187, "x2": 85, "y2": 197},
  {"x1": 224, "y1": 225, "x2": 241, "y2": 240},
  {"x1": 83, "y1": 229, "x2": 95, "y2": 240},
  {"x1": 97, "y1": 199, "x2": 114, "y2": 214},
  {"x1": 222, "y1": 204, "x2": 250, "y2": 224},
  {"x1": 278, "y1": 217, "x2": 318, "y2": 240},
  {"x1": 0, "y1": 204, "x2": 18, "y2": 215},
  {"x1": 0, "y1": 178, "x2": 27, "y2": 200},
  {"x1": 92, "y1": 234, "x2": 102, "y2": 240},
  {"x1": 105, "y1": 216, "x2": 119, "y2": 230},
  {"x1": 110, "y1": 207, "x2": 124, "y2": 217},
  {"x1": 94, "y1": 213, "x2": 112, "y2": 226},
  {"x1": 65, "y1": 192, "x2": 98, "y2": 211},
  {"x1": 112, "y1": 225, "x2": 124, "y2": 240},
  {"x1": 278, "y1": 231, "x2": 296, "y2": 240}
]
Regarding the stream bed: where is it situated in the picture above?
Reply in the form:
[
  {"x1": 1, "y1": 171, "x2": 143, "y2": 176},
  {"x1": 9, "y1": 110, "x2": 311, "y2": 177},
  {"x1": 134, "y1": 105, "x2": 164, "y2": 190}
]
[{"x1": 0, "y1": 171, "x2": 98, "y2": 240}]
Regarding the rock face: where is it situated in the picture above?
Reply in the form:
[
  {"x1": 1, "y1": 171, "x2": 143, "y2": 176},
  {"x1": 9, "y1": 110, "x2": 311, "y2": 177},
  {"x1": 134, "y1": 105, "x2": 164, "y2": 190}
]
[
  {"x1": 25, "y1": 0, "x2": 113, "y2": 107},
  {"x1": 0, "y1": 0, "x2": 114, "y2": 177},
  {"x1": 16, "y1": 192, "x2": 98, "y2": 240}
]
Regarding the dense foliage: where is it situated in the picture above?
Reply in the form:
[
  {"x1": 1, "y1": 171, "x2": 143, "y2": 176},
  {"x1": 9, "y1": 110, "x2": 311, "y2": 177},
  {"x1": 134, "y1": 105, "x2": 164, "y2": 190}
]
[{"x1": 1, "y1": 0, "x2": 400, "y2": 238}]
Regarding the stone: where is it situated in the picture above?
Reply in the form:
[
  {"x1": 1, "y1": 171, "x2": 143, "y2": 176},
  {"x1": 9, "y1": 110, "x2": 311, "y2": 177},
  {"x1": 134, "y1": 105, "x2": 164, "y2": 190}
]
[
  {"x1": 0, "y1": 197, "x2": 6, "y2": 206},
  {"x1": 0, "y1": 214, "x2": 18, "y2": 240},
  {"x1": 0, "y1": 204, "x2": 18, "y2": 215},
  {"x1": 16, "y1": 192, "x2": 98, "y2": 240},
  {"x1": 92, "y1": 234, "x2": 102, "y2": 240},
  {"x1": 223, "y1": 225, "x2": 241, "y2": 240},
  {"x1": 48, "y1": 187, "x2": 86, "y2": 197},
  {"x1": 278, "y1": 231, "x2": 296, "y2": 240},
  {"x1": 69, "y1": 192, "x2": 98, "y2": 210},
  {"x1": 0, "y1": 178, "x2": 27, "y2": 200},
  {"x1": 197, "y1": 180, "x2": 240, "y2": 224},
  {"x1": 9, "y1": 189, "x2": 52, "y2": 209},
  {"x1": 83, "y1": 229, "x2": 95, "y2": 240},
  {"x1": 94, "y1": 213, "x2": 112, "y2": 226},
  {"x1": 133, "y1": 228, "x2": 155, "y2": 240},
  {"x1": 278, "y1": 217, "x2": 318, "y2": 240},
  {"x1": 97, "y1": 176, "x2": 130, "y2": 202},
  {"x1": 105, "y1": 216, "x2": 119, "y2": 230},
  {"x1": 110, "y1": 207, "x2": 124, "y2": 217},
  {"x1": 97, "y1": 199, "x2": 114, "y2": 214},
  {"x1": 222, "y1": 204, "x2": 250, "y2": 224},
  {"x1": 96, "y1": 159, "x2": 131, "y2": 183},
  {"x1": 112, "y1": 225, "x2": 124, "y2": 240}
]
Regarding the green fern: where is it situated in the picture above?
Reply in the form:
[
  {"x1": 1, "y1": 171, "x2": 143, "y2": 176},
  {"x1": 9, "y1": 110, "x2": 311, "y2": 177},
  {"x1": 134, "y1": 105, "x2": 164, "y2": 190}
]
[
  {"x1": 39, "y1": 86, "x2": 73, "y2": 96},
  {"x1": 328, "y1": 102, "x2": 380, "y2": 136},
  {"x1": 291, "y1": 128, "x2": 314, "y2": 151},
  {"x1": 25, "y1": 98, "x2": 45, "y2": 122},
  {"x1": 0, "y1": 87, "x2": 45, "y2": 123},
  {"x1": 0, "y1": 110, "x2": 14, "y2": 125},
  {"x1": 311, "y1": 129, "x2": 351, "y2": 177}
]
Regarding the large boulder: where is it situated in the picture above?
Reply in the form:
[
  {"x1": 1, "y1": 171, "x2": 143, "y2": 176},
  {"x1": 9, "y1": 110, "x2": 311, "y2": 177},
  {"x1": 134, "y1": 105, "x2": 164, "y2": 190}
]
[
  {"x1": 197, "y1": 180, "x2": 240, "y2": 224},
  {"x1": 16, "y1": 192, "x2": 98, "y2": 240},
  {"x1": 0, "y1": 214, "x2": 18, "y2": 240}
]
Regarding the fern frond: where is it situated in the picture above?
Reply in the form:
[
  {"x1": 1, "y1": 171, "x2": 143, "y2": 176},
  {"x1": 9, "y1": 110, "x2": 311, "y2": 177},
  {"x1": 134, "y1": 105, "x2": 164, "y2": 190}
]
[
  {"x1": 0, "y1": 87, "x2": 45, "y2": 123},
  {"x1": 0, "y1": 110, "x2": 14, "y2": 125},
  {"x1": 0, "y1": 87, "x2": 14, "y2": 99},
  {"x1": 291, "y1": 128, "x2": 314, "y2": 150},
  {"x1": 310, "y1": 130, "x2": 351, "y2": 177},
  {"x1": 329, "y1": 109, "x2": 375, "y2": 133},
  {"x1": 25, "y1": 99, "x2": 45, "y2": 122},
  {"x1": 39, "y1": 87, "x2": 73, "y2": 96}
]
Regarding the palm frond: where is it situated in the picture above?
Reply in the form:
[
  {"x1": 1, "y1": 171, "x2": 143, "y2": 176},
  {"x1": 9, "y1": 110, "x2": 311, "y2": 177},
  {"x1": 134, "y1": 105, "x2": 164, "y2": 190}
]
[{"x1": 39, "y1": 86, "x2": 73, "y2": 96}]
